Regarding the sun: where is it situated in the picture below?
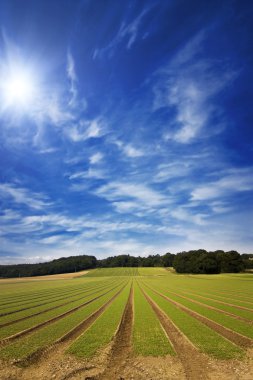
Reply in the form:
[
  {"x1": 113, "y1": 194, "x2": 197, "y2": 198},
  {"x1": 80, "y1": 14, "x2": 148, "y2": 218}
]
[{"x1": 1, "y1": 68, "x2": 36, "y2": 109}]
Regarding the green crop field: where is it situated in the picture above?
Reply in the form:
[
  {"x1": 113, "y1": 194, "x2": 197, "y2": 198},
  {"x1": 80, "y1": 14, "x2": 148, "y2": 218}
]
[{"x1": 0, "y1": 268, "x2": 252, "y2": 380}]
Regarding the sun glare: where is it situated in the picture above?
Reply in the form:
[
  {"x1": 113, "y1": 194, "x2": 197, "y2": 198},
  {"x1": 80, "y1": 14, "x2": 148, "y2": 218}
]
[{"x1": 1, "y1": 68, "x2": 36, "y2": 109}]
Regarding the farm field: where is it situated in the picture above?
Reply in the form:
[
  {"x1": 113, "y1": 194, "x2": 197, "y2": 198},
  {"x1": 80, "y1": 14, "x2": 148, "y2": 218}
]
[{"x1": 0, "y1": 268, "x2": 252, "y2": 380}]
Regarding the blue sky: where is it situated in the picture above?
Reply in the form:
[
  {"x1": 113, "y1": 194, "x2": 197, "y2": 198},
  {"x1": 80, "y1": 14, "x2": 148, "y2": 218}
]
[{"x1": 0, "y1": 0, "x2": 252, "y2": 264}]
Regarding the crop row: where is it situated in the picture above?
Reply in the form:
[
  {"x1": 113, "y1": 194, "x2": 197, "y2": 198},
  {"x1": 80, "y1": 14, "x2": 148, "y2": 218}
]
[
  {"x1": 68, "y1": 282, "x2": 132, "y2": 357},
  {"x1": 0, "y1": 270, "x2": 252, "y2": 367},
  {"x1": 0, "y1": 282, "x2": 123, "y2": 341},
  {"x1": 140, "y1": 281, "x2": 244, "y2": 359},
  {"x1": 86, "y1": 268, "x2": 140, "y2": 277},
  {"x1": 142, "y1": 279, "x2": 253, "y2": 340},
  {"x1": 0, "y1": 281, "x2": 128, "y2": 362},
  {"x1": 132, "y1": 282, "x2": 174, "y2": 356},
  {"x1": 0, "y1": 278, "x2": 118, "y2": 323},
  {"x1": 0, "y1": 278, "x2": 114, "y2": 312},
  {"x1": 0, "y1": 282, "x2": 116, "y2": 329}
]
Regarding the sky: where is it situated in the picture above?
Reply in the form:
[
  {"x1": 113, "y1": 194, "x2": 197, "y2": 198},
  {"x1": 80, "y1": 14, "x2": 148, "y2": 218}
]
[{"x1": 0, "y1": 0, "x2": 252, "y2": 264}]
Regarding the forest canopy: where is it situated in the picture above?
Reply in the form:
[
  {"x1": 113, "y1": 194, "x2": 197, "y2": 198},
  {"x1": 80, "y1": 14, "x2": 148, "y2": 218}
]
[{"x1": 0, "y1": 250, "x2": 252, "y2": 278}]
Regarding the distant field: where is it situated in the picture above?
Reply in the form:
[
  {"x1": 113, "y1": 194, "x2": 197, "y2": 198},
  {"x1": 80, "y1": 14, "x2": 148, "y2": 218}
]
[
  {"x1": 85, "y1": 267, "x2": 168, "y2": 277},
  {"x1": 0, "y1": 268, "x2": 252, "y2": 380}
]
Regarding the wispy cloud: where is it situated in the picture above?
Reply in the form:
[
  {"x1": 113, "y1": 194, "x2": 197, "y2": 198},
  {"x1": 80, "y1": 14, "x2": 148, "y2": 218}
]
[
  {"x1": 191, "y1": 168, "x2": 253, "y2": 201},
  {"x1": 0, "y1": 183, "x2": 51, "y2": 210},
  {"x1": 153, "y1": 31, "x2": 237, "y2": 143},
  {"x1": 154, "y1": 162, "x2": 192, "y2": 182},
  {"x1": 114, "y1": 140, "x2": 144, "y2": 158},
  {"x1": 67, "y1": 50, "x2": 79, "y2": 108},
  {"x1": 89, "y1": 152, "x2": 103, "y2": 164},
  {"x1": 95, "y1": 180, "x2": 167, "y2": 215},
  {"x1": 69, "y1": 167, "x2": 107, "y2": 181},
  {"x1": 0, "y1": 36, "x2": 89, "y2": 150},
  {"x1": 67, "y1": 118, "x2": 106, "y2": 142},
  {"x1": 123, "y1": 144, "x2": 144, "y2": 158},
  {"x1": 93, "y1": 6, "x2": 151, "y2": 59}
]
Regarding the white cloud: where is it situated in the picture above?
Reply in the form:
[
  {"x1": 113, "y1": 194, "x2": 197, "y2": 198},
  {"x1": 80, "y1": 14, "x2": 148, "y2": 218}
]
[
  {"x1": 154, "y1": 162, "x2": 192, "y2": 182},
  {"x1": 93, "y1": 7, "x2": 151, "y2": 59},
  {"x1": 38, "y1": 147, "x2": 58, "y2": 154},
  {"x1": 153, "y1": 31, "x2": 236, "y2": 143},
  {"x1": 171, "y1": 207, "x2": 207, "y2": 226},
  {"x1": 95, "y1": 181, "x2": 167, "y2": 215},
  {"x1": 69, "y1": 167, "x2": 106, "y2": 181},
  {"x1": 0, "y1": 183, "x2": 51, "y2": 210},
  {"x1": 117, "y1": 8, "x2": 149, "y2": 50},
  {"x1": 67, "y1": 51, "x2": 78, "y2": 107},
  {"x1": 123, "y1": 144, "x2": 144, "y2": 158},
  {"x1": 67, "y1": 118, "x2": 106, "y2": 142},
  {"x1": 0, "y1": 36, "x2": 88, "y2": 150},
  {"x1": 89, "y1": 152, "x2": 103, "y2": 164},
  {"x1": 191, "y1": 168, "x2": 253, "y2": 201},
  {"x1": 113, "y1": 140, "x2": 144, "y2": 158}
]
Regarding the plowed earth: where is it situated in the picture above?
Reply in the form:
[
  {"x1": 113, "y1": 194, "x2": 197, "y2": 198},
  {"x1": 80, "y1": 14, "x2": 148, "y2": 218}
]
[{"x1": 0, "y1": 269, "x2": 253, "y2": 380}]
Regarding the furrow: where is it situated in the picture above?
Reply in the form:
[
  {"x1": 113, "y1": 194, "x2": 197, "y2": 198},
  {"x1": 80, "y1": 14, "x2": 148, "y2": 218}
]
[
  {"x1": 147, "y1": 284, "x2": 253, "y2": 348},
  {"x1": 0, "y1": 283, "x2": 122, "y2": 346},
  {"x1": 0, "y1": 281, "x2": 116, "y2": 317},
  {"x1": 0, "y1": 280, "x2": 117, "y2": 328},
  {"x1": 179, "y1": 291, "x2": 253, "y2": 312},
  {"x1": 170, "y1": 291, "x2": 253, "y2": 324},
  {"x1": 140, "y1": 285, "x2": 209, "y2": 380},
  {"x1": 18, "y1": 282, "x2": 127, "y2": 367},
  {"x1": 97, "y1": 283, "x2": 134, "y2": 380}
]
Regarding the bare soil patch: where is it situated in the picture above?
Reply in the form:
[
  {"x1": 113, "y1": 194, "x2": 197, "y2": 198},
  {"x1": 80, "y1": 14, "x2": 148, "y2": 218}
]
[{"x1": 0, "y1": 271, "x2": 89, "y2": 284}]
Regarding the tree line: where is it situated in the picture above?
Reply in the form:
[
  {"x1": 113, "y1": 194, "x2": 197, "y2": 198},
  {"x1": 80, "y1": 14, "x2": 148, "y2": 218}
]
[
  {"x1": 0, "y1": 255, "x2": 97, "y2": 278},
  {"x1": 0, "y1": 250, "x2": 252, "y2": 278}
]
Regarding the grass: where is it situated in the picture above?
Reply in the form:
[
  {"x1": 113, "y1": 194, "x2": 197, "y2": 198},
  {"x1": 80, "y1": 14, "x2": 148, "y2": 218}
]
[
  {"x1": 67, "y1": 281, "x2": 131, "y2": 357},
  {"x1": 133, "y1": 281, "x2": 174, "y2": 356}
]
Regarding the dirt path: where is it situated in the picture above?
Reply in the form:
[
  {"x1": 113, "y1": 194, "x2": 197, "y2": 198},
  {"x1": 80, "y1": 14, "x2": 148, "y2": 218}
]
[
  {"x1": 145, "y1": 284, "x2": 253, "y2": 348},
  {"x1": 140, "y1": 285, "x2": 210, "y2": 380},
  {"x1": 97, "y1": 283, "x2": 134, "y2": 380}
]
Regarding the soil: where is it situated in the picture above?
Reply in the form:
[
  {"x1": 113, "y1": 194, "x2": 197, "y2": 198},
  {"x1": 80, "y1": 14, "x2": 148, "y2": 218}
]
[
  {"x1": 141, "y1": 285, "x2": 209, "y2": 380},
  {"x1": 0, "y1": 282, "x2": 253, "y2": 380},
  {"x1": 1, "y1": 347, "x2": 253, "y2": 380},
  {"x1": 0, "y1": 271, "x2": 89, "y2": 283}
]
